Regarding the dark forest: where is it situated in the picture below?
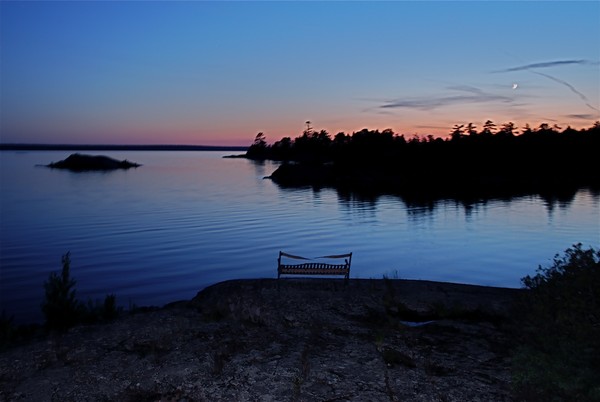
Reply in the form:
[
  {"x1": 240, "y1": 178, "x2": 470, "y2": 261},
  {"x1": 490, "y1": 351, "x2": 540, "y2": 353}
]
[{"x1": 245, "y1": 121, "x2": 600, "y2": 200}]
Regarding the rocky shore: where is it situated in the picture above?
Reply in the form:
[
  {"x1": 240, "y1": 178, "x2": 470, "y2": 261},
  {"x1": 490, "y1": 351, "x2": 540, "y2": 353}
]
[{"x1": 0, "y1": 279, "x2": 521, "y2": 401}]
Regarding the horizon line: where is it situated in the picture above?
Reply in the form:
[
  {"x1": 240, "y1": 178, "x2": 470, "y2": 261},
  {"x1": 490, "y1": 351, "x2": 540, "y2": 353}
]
[{"x1": 0, "y1": 143, "x2": 249, "y2": 151}]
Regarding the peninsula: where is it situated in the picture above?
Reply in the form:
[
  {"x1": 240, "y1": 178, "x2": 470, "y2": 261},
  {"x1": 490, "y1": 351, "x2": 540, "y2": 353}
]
[{"x1": 242, "y1": 122, "x2": 600, "y2": 201}]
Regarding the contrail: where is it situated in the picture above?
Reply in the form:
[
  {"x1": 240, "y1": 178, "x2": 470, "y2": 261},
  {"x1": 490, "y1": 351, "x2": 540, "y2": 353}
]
[
  {"x1": 496, "y1": 59, "x2": 599, "y2": 113},
  {"x1": 494, "y1": 59, "x2": 593, "y2": 73},
  {"x1": 531, "y1": 70, "x2": 599, "y2": 113}
]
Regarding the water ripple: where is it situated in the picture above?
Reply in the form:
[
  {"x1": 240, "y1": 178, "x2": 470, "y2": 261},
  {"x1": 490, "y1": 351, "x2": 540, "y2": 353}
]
[{"x1": 1, "y1": 151, "x2": 598, "y2": 323}]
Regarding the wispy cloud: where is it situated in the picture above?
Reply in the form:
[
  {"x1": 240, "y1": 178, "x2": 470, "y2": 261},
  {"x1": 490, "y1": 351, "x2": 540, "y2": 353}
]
[
  {"x1": 493, "y1": 59, "x2": 595, "y2": 73},
  {"x1": 380, "y1": 85, "x2": 513, "y2": 111},
  {"x1": 531, "y1": 70, "x2": 599, "y2": 113},
  {"x1": 539, "y1": 116, "x2": 559, "y2": 123},
  {"x1": 493, "y1": 59, "x2": 600, "y2": 113},
  {"x1": 565, "y1": 113, "x2": 599, "y2": 120}
]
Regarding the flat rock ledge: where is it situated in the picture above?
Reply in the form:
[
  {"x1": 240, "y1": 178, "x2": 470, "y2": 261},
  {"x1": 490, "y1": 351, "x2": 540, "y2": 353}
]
[{"x1": 0, "y1": 279, "x2": 521, "y2": 401}]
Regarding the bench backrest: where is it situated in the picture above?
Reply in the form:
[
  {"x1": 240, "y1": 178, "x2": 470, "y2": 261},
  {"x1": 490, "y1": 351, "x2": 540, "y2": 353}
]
[{"x1": 278, "y1": 251, "x2": 352, "y2": 279}]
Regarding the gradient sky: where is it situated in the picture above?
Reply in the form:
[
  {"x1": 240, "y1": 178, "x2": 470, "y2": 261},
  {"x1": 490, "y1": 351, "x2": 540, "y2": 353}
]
[{"x1": 1, "y1": 1, "x2": 599, "y2": 146}]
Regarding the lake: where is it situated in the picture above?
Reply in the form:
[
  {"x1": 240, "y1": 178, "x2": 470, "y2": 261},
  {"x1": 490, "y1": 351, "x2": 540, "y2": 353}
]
[{"x1": 1, "y1": 150, "x2": 598, "y2": 324}]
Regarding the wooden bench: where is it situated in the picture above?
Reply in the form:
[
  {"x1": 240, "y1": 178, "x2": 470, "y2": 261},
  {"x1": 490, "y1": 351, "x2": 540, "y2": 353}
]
[{"x1": 277, "y1": 251, "x2": 352, "y2": 280}]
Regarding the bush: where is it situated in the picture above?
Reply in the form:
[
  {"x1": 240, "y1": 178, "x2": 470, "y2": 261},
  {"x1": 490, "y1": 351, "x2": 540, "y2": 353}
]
[
  {"x1": 41, "y1": 252, "x2": 120, "y2": 331},
  {"x1": 41, "y1": 252, "x2": 84, "y2": 330},
  {"x1": 82, "y1": 293, "x2": 120, "y2": 323},
  {"x1": 0, "y1": 311, "x2": 15, "y2": 349},
  {"x1": 0, "y1": 311, "x2": 40, "y2": 350},
  {"x1": 512, "y1": 243, "x2": 600, "y2": 401},
  {"x1": 101, "y1": 293, "x2": 119, "y2": 320}
]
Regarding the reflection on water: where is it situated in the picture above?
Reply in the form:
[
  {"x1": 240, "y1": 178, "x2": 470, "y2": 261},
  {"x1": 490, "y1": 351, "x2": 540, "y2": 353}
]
[
  {"x1": 321, "y1": 181, "x2": 598, "y2": 222},
  {"x1": 1, "y1": 151, "x2": 598, "y2": 324}
]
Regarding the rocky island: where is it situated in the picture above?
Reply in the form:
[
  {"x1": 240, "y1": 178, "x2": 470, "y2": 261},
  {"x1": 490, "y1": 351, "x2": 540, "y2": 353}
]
[{"x1": 47, "y1": 153, "x2": 141, "y2": 171}]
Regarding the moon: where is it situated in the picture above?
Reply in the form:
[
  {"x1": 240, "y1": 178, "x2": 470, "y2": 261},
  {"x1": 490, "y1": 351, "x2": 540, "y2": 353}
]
[{"x1": 512, "y1": 83, "x2": 518, "y2": 90}]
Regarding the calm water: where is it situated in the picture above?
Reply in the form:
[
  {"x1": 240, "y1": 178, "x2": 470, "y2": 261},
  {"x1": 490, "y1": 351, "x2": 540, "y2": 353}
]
[{"x1": 1, "y1": 151, "x2": 599, "y2": 323}]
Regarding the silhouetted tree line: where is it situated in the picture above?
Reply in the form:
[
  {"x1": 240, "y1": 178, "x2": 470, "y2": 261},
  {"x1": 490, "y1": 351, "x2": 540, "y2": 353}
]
[{"x1": 246, "y1": 121, "x2": 600, "y2": 198}]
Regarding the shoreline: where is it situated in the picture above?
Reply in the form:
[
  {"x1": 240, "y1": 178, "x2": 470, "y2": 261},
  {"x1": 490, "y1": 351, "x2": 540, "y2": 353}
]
[
  {"x1": 5, "y1": 277, "x2": 523, "y2": 327},
  {"x1": 0, "y1": 144, "x2": 248, "y2": 152},
  {"x1": 1, "y1": 278, "x2": 521, "y2": 401}
]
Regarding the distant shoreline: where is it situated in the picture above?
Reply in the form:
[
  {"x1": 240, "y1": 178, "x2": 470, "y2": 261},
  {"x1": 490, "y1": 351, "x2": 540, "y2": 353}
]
[{"x1": 0, "y1": 144, "x2": 248, "y2": 152}]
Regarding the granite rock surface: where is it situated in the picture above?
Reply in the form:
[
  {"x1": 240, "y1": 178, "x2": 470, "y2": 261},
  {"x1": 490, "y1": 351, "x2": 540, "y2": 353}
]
[{"x1": 0, "y1": 279, "x2": 521, "y2": 401}]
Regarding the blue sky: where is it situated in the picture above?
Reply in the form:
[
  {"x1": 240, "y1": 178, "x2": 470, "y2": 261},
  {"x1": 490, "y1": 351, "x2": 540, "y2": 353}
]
[{"x1": 1, "y1": 1, "x2": 599, "y2": 146}]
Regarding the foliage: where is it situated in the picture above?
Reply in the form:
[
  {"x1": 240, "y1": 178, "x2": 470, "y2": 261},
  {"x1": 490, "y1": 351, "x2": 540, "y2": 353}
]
[
  {"x1": 246, "y1": 132, "x2": 270, "y2": 160},
  {"x1": 245, "y1": 121, "x2": 600, "y2": 199},
  {"x1": 81, "y1": 293, "x2": 121, "y2": 323},
  {"x1": 41, "y1": 252, "x2": 84, "y2": 330},
  {"x1": 512, "y1": 243, "x2": 600, "y2": 401},
  {"x1": 0, "y1": 311, "x2": 15, "y2": 350},
  {"x1": 41, "y1": 252, "x2": 120, "y2": 331},
  {"x1": 102, "y1": 293, "x2": 119, "y2": 320},
  {"x1": 246, "y1": 120, "x2": 600, "y2": 165},
  {"x1": 0, "y1": 311, "x2": 40, "y2": 351}
]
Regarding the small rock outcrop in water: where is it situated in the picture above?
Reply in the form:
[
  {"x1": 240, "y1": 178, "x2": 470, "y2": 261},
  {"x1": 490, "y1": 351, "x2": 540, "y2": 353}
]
[{"x1": 47, "y1": 153, "x2": 141, "y2": 171}]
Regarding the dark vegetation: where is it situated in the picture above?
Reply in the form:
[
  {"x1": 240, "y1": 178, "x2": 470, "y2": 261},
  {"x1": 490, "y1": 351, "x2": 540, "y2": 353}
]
[
  {"x1": 1, "y1": 252, "x2": 120, "y2": 349},
  {"x1": 245, "y1": 121, "x2": 600, "y2": 200},
  {"x1": 1, "y1": 245, "x2": 599, "y2": 401},
  {"x1": 41, "y1": 252, "x2": 120, "y2": 330},
  {"x1": 511, "y1": 244, "x2": 600, "y2": 401}
]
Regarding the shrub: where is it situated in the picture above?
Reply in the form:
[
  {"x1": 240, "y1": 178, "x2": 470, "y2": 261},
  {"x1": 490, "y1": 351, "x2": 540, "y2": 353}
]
[
  {"x1": 512, "y1": 243, "x2": 600, "y2": 401},
  {"x1": 0, "y1": 311, "x2": 40, "y2": 350},
  {"x1": 41, "y1": 252, "x2": 84, "y2": 330},
  {"x1": 41, "y1": 253, "x2": 122, "y2": 330},
  {"x1": 0, "y1": 311, "x2": 15, "y2": 349},
  {"x1": 82, "y1": 293, "x2": 121, "y2": 323},
  {"x1": 102, "y1": 294, "x2": 119, "y2": 320}
]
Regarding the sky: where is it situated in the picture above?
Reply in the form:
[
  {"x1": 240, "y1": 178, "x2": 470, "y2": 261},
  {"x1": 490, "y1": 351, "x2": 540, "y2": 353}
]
[{"x1": 1, "y1": 1, "x2": 599, "y2": 146}]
